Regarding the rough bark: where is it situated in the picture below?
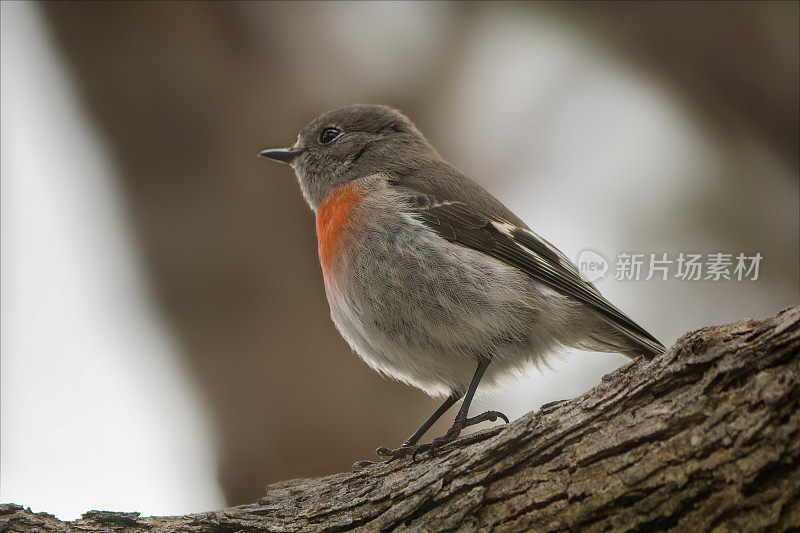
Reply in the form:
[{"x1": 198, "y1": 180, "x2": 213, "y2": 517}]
[{"x1": 3, "y1": 307, "x2": 799, "y2": 532}]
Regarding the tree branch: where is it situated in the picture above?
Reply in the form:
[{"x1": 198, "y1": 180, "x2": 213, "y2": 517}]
[{"x1": 4, "y1": 307, "x2": 799, "y2": 532}]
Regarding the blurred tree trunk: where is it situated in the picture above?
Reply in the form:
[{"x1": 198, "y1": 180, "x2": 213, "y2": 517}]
[
  {"x1": 5, "y1": 308, "x2": 798, "y2": 531},
  {"x1": 38, "y1": 1, "x2": 436, "y2": 506},
  {"x1": 556, "y1": 1, "x2": 799, "y2": 173}
]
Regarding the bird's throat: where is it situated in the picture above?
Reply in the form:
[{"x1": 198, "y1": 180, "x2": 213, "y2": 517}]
[{"x1": 316, "y1": 182, "x2": 364, "y2": 277}]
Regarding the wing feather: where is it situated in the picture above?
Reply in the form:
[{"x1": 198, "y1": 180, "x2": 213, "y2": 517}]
[{"x1": 408, "y1": 198, "x2": 665, "y2": 357}]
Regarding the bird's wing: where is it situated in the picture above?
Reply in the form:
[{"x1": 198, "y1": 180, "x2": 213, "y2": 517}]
[{"x1": 400, "y1": 191, "x2": 665, "y2": 357}]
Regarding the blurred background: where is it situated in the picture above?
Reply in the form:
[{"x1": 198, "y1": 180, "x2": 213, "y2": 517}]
[{"x1": 1, "y1": 0, "x2": 797, "y2": 520}]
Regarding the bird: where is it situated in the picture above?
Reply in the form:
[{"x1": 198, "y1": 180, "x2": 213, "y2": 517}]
[{"x1": 259, "y1": 104, "x2": 665, "y2": 465}]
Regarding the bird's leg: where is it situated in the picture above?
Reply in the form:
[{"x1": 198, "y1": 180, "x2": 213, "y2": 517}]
[
  {"x1": 352, "y1": 394, "x2": 460, "y2": 469},
  {"x1": 374, "y1": 359, "x2": 508, "y2": 464},
  {"x1": 410, "y1": 358, "x2": 509, "y2": 459},
  {"x1": 353, "y1": 359, "x2": 509, "y2": 468},
  {"x1": 403, "y1": 393, "x2": 462, "y2": 447}
]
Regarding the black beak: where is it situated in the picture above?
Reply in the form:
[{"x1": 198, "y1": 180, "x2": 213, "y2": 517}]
[{"x1": 258, "y1": 147, "x2": 303, "y2": 164}]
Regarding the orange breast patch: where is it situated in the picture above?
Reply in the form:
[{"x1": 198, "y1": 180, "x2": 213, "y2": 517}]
[{"x1": 316, "y1": 182, "x2": 364, "y2": 274}]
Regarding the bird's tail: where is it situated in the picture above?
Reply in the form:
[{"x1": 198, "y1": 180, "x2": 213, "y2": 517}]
[{"x1": 569, "y1": 308, "x2": 666, "y2": 360}]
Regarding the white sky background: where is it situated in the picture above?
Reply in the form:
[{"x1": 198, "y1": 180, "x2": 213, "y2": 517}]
[
  {"x1": 0, "y1": 2, "x2": 224, "y2": 520},
  {"x1": 2, "y1": 1, "x2": 797, "y2": 521}
]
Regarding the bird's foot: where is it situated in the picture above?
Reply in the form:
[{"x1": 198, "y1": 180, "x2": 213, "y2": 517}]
[
  {"x1": 409, "y1": 410, "x2": 509, "y2": 460},
  {"x1": 352, "y1": 443, "x2": 414, "y2": 469},
  {"x1": 373, "y1": 443, "x2": 415, "y2": 460},
  {"x1": 463, "y1": 410, "x2": 509, "y2": 428},
  {"x1": 409, "y1": 430, "x2": 460, "y2": 460},
  {"x1": 410, "y1": 410, "x2": 510, "y2": 459},
  {"x1": 354, "y1": 440, "x2": 447, "y2": 464},
  {"x1": 354, "y1": 409, "x2": 509, "y2": 467},
  {"x1": 352, "y1": 459, "x2": 389, "y2": 470}
]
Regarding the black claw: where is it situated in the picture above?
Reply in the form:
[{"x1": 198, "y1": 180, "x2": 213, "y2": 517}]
[
  {"x1": 463, "y1": 410, "x2": 510, "y2": 428},
  {"x1": 360, "y1": 444, "x2": 415, "y2": 465}
]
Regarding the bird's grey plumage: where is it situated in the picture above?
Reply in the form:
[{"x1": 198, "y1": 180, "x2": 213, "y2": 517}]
[
  {"x1": 405, "y1": 197, "x2": 665, "y2": 357},
  {"x1": 267, "y1": 103, "x2": 664, "y2": 399}
]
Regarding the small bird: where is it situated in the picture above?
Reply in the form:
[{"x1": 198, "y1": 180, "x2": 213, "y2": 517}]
[{"x1": 259, "y1": 104, "x2": 664, "y2": 465}]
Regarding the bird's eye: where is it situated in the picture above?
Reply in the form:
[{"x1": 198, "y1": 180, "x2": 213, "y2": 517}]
[{"x1": 319, "y1": 127, "x2": 341, "y2": 144}]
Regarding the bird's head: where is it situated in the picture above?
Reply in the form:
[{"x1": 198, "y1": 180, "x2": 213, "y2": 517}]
[{"x1": 259, "y1": 104, "x2": 432, "y2": 210}]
